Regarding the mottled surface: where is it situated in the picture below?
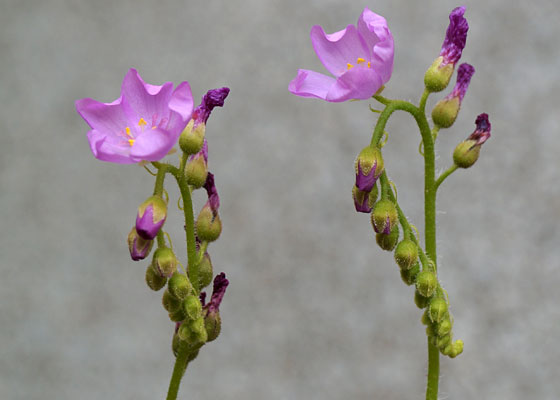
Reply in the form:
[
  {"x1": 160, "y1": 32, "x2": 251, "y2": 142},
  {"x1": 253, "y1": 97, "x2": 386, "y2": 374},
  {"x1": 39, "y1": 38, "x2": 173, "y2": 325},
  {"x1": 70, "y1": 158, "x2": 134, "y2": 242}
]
[{"x1": 1, "y1": 0, "x2": 559, "y2": 399}]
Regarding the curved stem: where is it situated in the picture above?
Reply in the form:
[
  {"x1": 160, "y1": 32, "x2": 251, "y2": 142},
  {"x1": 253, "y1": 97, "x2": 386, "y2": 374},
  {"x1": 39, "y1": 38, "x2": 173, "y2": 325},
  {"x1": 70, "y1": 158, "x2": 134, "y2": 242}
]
[
  {"x1": 153, "y1": 163, "x2": 169, "y2": 196},
  {"x1": 370, "y1": 100, "x2": 421, "y2": 147},
  {"x1": 435, "y1": 164, "x2": 458, "y2": 191},
  {"x1": 166, "y1": 342, "x2": 190, "y2": 400},
  {"x1": 174, "y1": 173, "x2": 198, "y2": 291},
  {"x1": 419, "y1": 89, "x2": 430, "y2": 115}
]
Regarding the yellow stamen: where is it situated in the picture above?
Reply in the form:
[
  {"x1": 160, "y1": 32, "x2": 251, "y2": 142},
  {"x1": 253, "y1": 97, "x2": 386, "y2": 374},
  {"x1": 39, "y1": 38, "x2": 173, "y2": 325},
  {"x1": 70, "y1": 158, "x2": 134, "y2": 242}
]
[
  {"x1": 125, "y1": 127, "x2": 133, "y2": 137},
  {"x1": 347, "y1": 63, "x2": 354, "y2": 69},
  {"x1": 138, "y1": 118, "x2": 148, "y2": 127},
  {"x1": 368, "y1": 61, "x2": 371, "y2": 68},
  {"x1": 128, "y1": 139, "x2": 135, "y2": 146},
  {"x1": 357, "y1": 57, "x2": 366, "y2": 64}
]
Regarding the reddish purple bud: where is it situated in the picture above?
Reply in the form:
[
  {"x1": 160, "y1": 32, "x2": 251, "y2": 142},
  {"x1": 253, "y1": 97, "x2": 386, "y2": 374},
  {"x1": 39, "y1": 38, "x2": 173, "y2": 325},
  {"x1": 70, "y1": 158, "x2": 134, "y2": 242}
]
[
  {"x1": 448, "y1": 63, "x2": 475, "y2": 102},
  {"x1": 203, "y1": 172, "x2": 220, "y2": 214},
  {"x1": 440, "y1": 6, "x2": 469, "y2": 67},
  {"x1": 127, "y1": 227, "x2": 154, "y2": 261},
  {"x1": 468, "y1": 113, "x2": 491, "y2": 146},
  {"x1": 192, "y1": 88, "x2": 230, "y2": 126},
  {"x1": 206, "y1": 272, "x2": 229, "y2": 313},
  {"x1": 135, "y1": 196, "x2": 167, "y2": 240},
  {"x1": 354, "y1": 146, "x2": 384, "y2": 192}
]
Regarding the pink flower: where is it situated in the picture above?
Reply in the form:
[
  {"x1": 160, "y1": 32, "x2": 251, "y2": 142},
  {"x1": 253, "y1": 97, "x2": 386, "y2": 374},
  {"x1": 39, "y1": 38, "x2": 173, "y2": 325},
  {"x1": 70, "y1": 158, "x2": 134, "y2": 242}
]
[
  {"x1": 75, "y1": 69, "x2": 194, "y2": 164},
  {"x1": 289, "y1": 8, "x2": 394, "y2": 102}
]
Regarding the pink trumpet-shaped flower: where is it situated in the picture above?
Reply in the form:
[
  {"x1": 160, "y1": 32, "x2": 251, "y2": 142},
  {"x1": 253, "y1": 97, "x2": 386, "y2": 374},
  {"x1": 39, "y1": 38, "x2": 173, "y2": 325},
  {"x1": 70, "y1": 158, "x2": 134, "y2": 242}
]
[
  {"x1": 289, "y1": 8, "x2": 394, "y2": 102},
  {"x1": 76, "y1": 69, "x2": 194, "y2": 164}
]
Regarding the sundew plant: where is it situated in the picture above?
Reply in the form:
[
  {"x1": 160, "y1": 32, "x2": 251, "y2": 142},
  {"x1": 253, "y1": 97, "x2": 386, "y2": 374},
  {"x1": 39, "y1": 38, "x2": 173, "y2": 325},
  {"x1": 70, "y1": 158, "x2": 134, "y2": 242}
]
[
  {"x1": 76, "y1": 69, "x2": 230, "y2": 399},
  {"x1": 290, "y1": 6, "x2": 491, "y2": 399}
]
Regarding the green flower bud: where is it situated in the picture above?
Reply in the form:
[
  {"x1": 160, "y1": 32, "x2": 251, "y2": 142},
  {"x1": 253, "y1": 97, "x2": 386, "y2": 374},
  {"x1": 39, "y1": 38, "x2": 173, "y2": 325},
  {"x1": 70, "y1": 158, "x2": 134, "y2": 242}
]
[
  {"x1": 178, "y1": 317, "x2": 208, "y2": 345},
  {"x1": 185, "y1": 152, "x2": 208, "y2": 189},
  {"x1": 375, "y1": 224, "x2": 399, "y2": 251},
  {"x1": 435, "y1": 334, "x2": 452, "y2": 349},
  {"x1": 453, "y1": 140, "x2": 480, "y2": 168},
  {"x1": 421, "y1": 309, "x2": 432, "y2": 325},
  {"x1": 145, "y1": 265, "x2": 167, "y2": 291},
  {"x1": 162, "y1": 289, "x2": 182, "y2": 312},
  {"x1": 416, "y1": 270, "x2": 438, "y2": 298},
  {"x1": 429, "y1": 297, "x2": 448, "y2": 323},
  {"x1": 196, "y1": 205, "x2": 222, "y2": 242},
  {"x1": 187, "y1": 348, "x2": 200, "y2": 362},
  {"x1": 172, "y1": 333, "x2": 181, "y2": 357},
  {"x1": 371, "y1": 199, "x2": 398, "y2": 235},
  {"x1": 355, "y1": 146, "x2": 384, "y2": 192},
  {"x1": 425, "y1": 324, "x2": 437, "y2": 338},
  {"x1": 448, "y1": 339, "x2": 464, "y2": 358},
  {"x1": 152, "y1": 247, "x2": 177, "y2": 278},
  {"x1": 204, "y1": 310, "x2": 222, "y2": 342},
  {"x1": 400, "y1": 262, "x2": 420, "y2": 286},
  {"x1": 196, "y1": 252, "x2": 213, "y2": 289},
  {"x1": 432, "y1": 97, "x2": 460, "y2": 128},
  {"x1": 424, "y1": 56, "x2": 454, "y2": 93},
  {"x1": 436, "y1": 318, "x2": 452, "y2": 337},
  {"x1": 183, "y1": 295, "x2": 203, "y2": 320},
  {"x1": 394, "y1": 240, "x2": 418, "y2": 270},
  {"x1": 414, "y1": 289, "x2": 431, "y2": 309},
  {"x1": 168, "y1": 272, "x2": 193, "y2": 300},
  {"x1": 179, "y1": 120, "x2": 205, "y2": 155},
  {"x1": 168, "y1": 307, "x2": 187, "y2": 322}
]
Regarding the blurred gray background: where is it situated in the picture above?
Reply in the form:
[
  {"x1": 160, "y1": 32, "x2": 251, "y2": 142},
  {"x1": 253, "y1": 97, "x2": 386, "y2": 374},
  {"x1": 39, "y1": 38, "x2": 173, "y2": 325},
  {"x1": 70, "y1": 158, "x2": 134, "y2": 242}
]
[{"x1": 1, "y1": 0, "x2": 559, "y2": 399}]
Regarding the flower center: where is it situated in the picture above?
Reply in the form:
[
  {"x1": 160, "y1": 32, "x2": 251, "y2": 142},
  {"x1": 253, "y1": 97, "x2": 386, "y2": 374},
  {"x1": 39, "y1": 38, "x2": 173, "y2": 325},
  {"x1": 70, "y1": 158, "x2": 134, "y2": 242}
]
[
  {"x1": 123, "y1": 118, "x2": 153, "y2": 147},
  {"x1": 347, "y1": 57, "x2": 371, "y2": 70}
]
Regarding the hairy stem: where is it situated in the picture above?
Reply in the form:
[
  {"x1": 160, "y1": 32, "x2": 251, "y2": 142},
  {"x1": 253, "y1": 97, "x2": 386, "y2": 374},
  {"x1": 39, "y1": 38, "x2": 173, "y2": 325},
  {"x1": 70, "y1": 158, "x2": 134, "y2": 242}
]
[
  {"x1": 435, "y1": 164, "x2": 458, "y2": 191},
  {"x1": 166, "y1": 342, "x2": 190, "y2": 400}
]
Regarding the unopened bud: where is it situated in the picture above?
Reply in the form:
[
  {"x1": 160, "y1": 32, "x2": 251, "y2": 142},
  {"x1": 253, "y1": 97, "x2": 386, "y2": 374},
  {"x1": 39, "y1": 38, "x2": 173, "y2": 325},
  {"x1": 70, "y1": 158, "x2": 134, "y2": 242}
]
[
  {"x1": 185, "y1": 141, "x2": 208, "y2": 188},
  {"x1": 454, "y1": 113, "x2": 491, "y2": 168},
  {"x1": 394, "y1": 240, "x2": 418, "y2": 270},
  {"x1": 183, "y1": 295, "x2": 203, "y2": 320},
  {"x1": 179, "y1": 120, "x2": 205, "y2": 155},
  {"x1": 415, "y1": 289, "x2": 431, "y2": 309},
  {"x1": 435, "y1": 334, "x2": 452, "y2": 349},
  {"x1": 355, "y1": 146, "x2": 384, "y2": 192},
  {"x1": 436, "y1": 318, "x2": 452, "y2": 337},
  {"x1": 424, "y1": 57, "x2": 454, "y2": 92},
  {"x1": 204, "y1": 310, "x2": 222, "y2": 342},
  {"x1": 429, "y1": 297, "x2": 448, "y2": 323},
  {"x1": 145, "y1": 265, "x2": 167, "y2": 291},
  {"x1": 152, "y1": 247, "x2": 177, "y2": 277},
  {"x1": 401, "y1": 262, "x2": 420, "y2": 286},
  {"x1": 197, "y1": 252, "x2": 214, "y2": 289},
  {"x1": 162, "y1": 289, "x2": 182, "y2": 312},
  {"x1": 375, "y1": 224, "x2": 399, "y2": 251},
  {"x1": 168, "y1": 307, "x2": 186, "y2": 322},
  {"x1": 421, "y1": 309, "x2": 432, "y2": 325},
  {"x1": 448, "y1": 339, "x2": 464, "y2": 358},
  {"x1": 416, "y1": 270, "x2": 438, "y2": 298},
  {"x1": 196, "y1": 205, "x2": 222, "y2": 242},
  {"x1": 178, "y1": 316, "x2": 208, "y2": 344},
  {"x1": 432, "y1": 63, "x2": 474, "y2": 128},
  {"x1": 168, "y1": 272, "x2": 193, "y2": 300},
  {"x1": 371, "y1": 199, "x2": 398, "y2": 234},
  {"x1": 136, "y1": 196, "x2": 167, "y2": 240},
  {"x1": 128, "y1": 227, "x2": 154, "y2": 261}
]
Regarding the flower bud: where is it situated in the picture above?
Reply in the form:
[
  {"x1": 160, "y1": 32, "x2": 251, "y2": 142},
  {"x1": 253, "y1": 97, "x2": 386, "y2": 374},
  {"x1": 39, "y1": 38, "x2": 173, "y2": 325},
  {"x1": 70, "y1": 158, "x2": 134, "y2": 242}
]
[
  {"x1": 183, "y1": 295, "x2": 203, "y2": 320},
  {"x1": 424, "y1": 56, "x2": 454, "y2": 93},
  {"x1": 416, "y1": 270, "x2": 438, "y2": 298},
  {"x1": 414, "y1": 289, "x2": 431, "y2": 309},
  {"x1": 185, "y1": 141, "x2": 208, "y2": 188},
  {"x1": 421, "y1": 309, "x2": 432, "y2": 325},
  {"x1": 128, "y1": 227, "x2": 154, "y2": 261},
  {"x1": 162, "y1": 289, "x2": 182, "y2": 312},
  {"x1": 400, "y1": 262, "x2": 420, "y2": 286},
  {"x1": 355, "y1": 146, "x2": 384, "y2": 192},
  {"x1": 375, "y1": 224, "x2": 399, "y2": 251},
  {"x1": 432, "y1": 63, "x2": 475, "y2": 128},
  {"x1": 152, "y1": 247, "x2": 177, "y2": 277},
  {"x1": 394, "y1": 239, "x2": 418, "y2": 270},
  {"x1": 453, "y1": 113, "x2": 491, "y2": 168},
  {"x1": 135, "y1": 196, "x2": 167, "y2": 240},
  {"x1": 425, "y1": 323, "x2": 437, "y2": 338},
  {"x1": 168, "y1": 307, "x2": 187, "y2": 322},
  {"x1": 429, "y1": 297, "x2": 448, "y2": 323},
  {"x1": 172, "y1": 332, "x2": 181, "y2": 357},
  {"x1": 204, "y1": 310, "x2": 222, "y2": 342},
  {"x1": 168, "y1": 272, "x2": 193, "y2": 300},
  {"x1": 178, "y1": 316, "x2": 208, "y2": 345},
  {"x1": 447, "y1": 339, "x2": 464, "y2": 358},
  {"x1": 145, "y1": 265, "x2": 167, "y2": 291},
  {"x1": 371, "y1": 199, "x2": 398, "y2": 234},
  {"x1": 197, "y1": 252, "x2": 214, "y2": 289},
  {"x1": 196, "y1": 205, "x2": 222, "y2": 242},
  {"x1": 436, "y1": 318, "x2": 452, "y2": 337},
  {"x1": 179, "y1": 119, "x2": 205, "y2": 155},
  {"x1": 352, "y1": 183, "x2": 378, "y2": 213},
  {"x1": 435, "y1": 333, "x2": 452, "y2": 349}
]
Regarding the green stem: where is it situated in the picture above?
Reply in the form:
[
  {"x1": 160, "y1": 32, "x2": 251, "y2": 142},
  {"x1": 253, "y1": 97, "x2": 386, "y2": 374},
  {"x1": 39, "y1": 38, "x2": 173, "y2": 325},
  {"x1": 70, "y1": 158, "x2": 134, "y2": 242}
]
[
  {"x1": 166, "y1": 342, "x2": 190, "y2": 400},
  {"x1": 419, "y1": 89, "x2": 430, "y2": 115},
  {"x1": 156, "y1": 230, "x2": 165, "y2": 248},
  {"x1": 435, "y1": 164, "x2": 458, "y2": 191},
  {"x1": 426, "y1": 340, "x2": 440, "y2": 400},
  {"x1": 153, "y1": 163, "x2": 168, "y2": 196}
]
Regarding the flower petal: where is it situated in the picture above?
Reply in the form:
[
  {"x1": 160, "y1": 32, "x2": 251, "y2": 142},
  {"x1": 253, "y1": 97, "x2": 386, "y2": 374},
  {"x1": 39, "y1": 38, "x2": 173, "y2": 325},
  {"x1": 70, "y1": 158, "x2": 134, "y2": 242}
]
[
  {"x1": 327, "y1": 67, "x2": 383, "y2": 102},
  {"x1": 130, "y1": 127, "x2": 175, "y2": 161},
  {"x1": 121, "y1": 68, "x2": 174, "y2": 124},
  {"x1": 311, "y1": 24, "x2": 369, "y2": 77},
  {"x1": 357, "y1": 8, "x2": 394, "y2": 84},
  {"x1": 166, "y1": 81, "x2": 194, "y2": 137},
  {"x1": 75, "y1": 97, "x2": 129, "y2": 136},
  {"x1": 86, "y1": 129, "x2": 137, "y2": 164},
  {"x1": 288, "y1": 69, "x2": 336, "y2": 100}
]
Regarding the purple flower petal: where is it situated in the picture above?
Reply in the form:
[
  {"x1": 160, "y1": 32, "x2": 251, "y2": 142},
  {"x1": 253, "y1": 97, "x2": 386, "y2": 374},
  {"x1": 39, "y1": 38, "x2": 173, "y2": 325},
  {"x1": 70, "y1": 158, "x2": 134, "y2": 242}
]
[
  {"x1": 327, "y1": 67, "x2": 383, "y2": 102},
  {"x1": 357, "y1": 8, "x2": 394, "y2": 83},
  {"x1": 288, "y1": 69, "x2": 336, "y2": 100},
  {"x1": 130, "y1": 127, "x2": 175, "y2": 161},
  {"x1": 193, "y1": 88, "x2": 230, "y2": 125},
  {"x1": 440, "y1": 6, "x2": 469, "y2": 66}
]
